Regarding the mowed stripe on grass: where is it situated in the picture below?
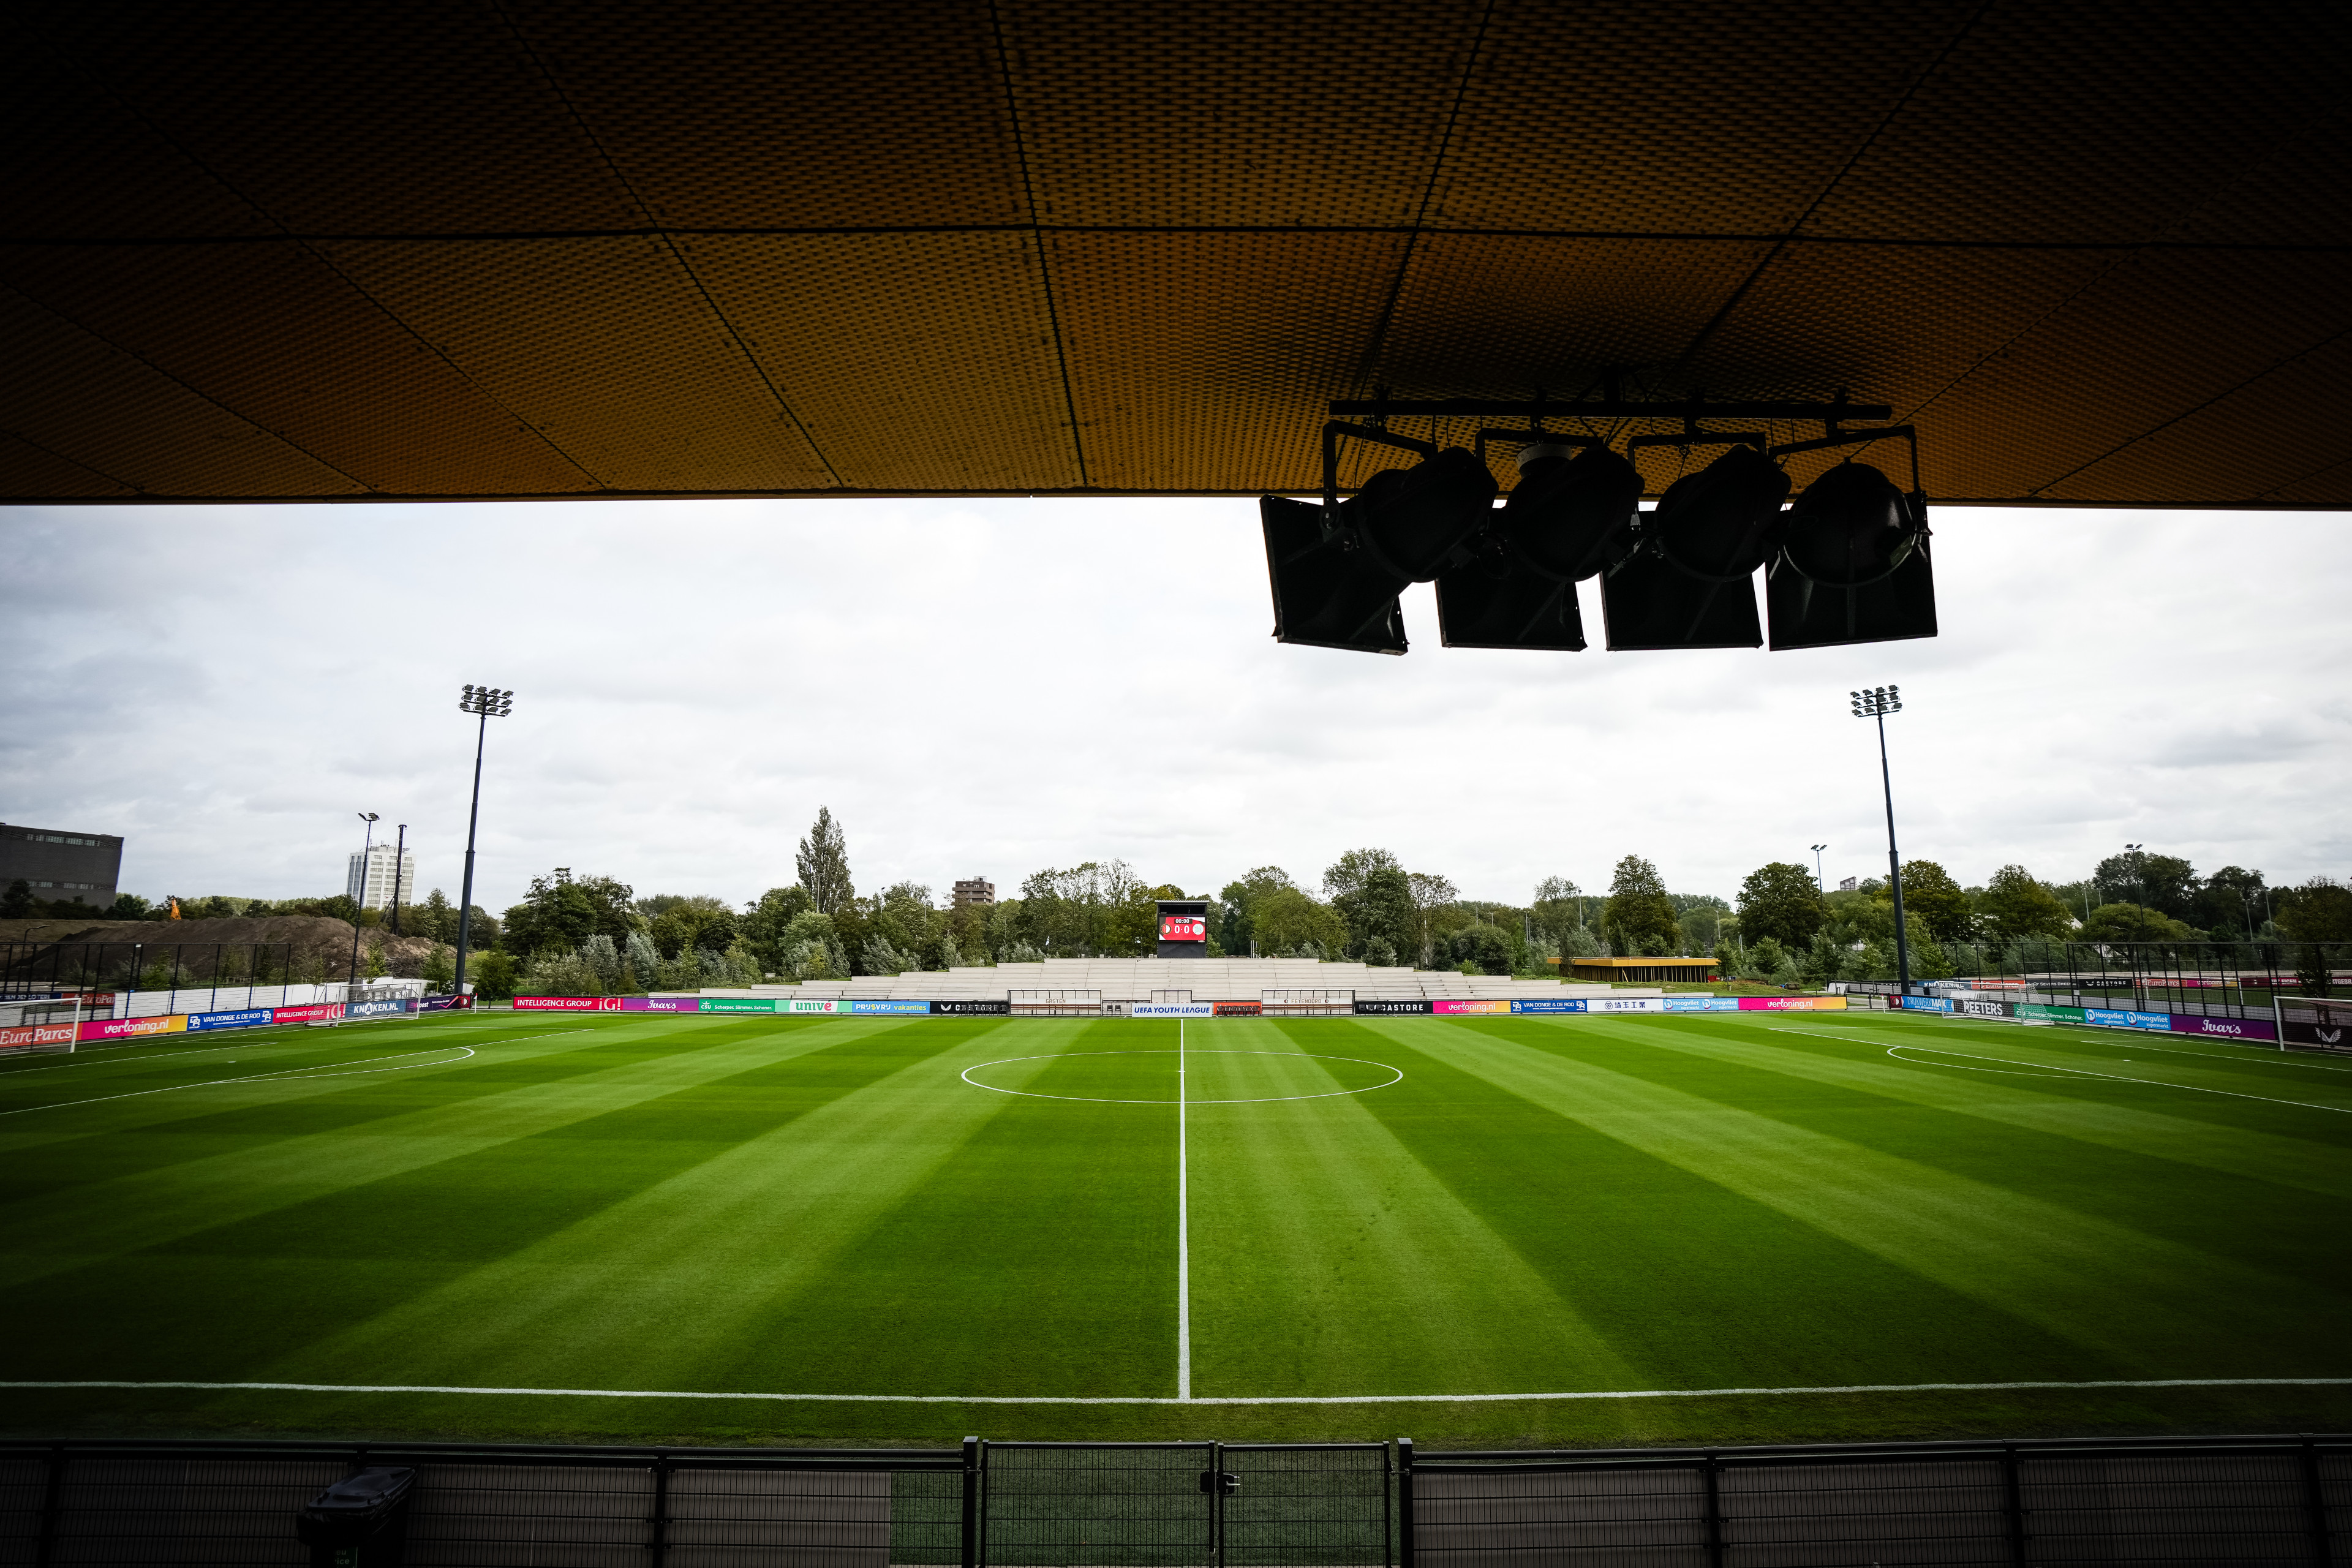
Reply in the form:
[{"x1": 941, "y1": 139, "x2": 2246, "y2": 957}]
[{"x1": 0, "y1": 1009, "x2": 2345, "y2": 1446}]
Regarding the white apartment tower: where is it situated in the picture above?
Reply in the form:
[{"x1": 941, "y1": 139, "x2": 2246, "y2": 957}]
[{"x1": 346, "y1": 842, "x2": 419, "y2": 911}]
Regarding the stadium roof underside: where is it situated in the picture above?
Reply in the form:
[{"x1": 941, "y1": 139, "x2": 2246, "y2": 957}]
[{"x1": 3, "y1": 2, "x2": 2346, "y2": 508}]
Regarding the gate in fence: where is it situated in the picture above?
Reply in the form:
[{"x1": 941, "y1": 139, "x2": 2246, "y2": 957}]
[
  {"x1": 979, "y1": 1443, "x2": 1390, "y2": 1568},
  {"x1": 0, "y1": 1432, "x2": 2343, "y2": 1566}
]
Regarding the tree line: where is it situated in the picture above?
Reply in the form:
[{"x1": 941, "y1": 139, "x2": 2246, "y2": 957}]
[{"x1": 19, "y1": 821, "x2": 2343, "y2": 999}]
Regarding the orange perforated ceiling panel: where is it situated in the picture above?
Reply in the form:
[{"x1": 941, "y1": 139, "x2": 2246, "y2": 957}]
[{"x1": 1, "y1": 0, "x2": 2345, "y2": 506}]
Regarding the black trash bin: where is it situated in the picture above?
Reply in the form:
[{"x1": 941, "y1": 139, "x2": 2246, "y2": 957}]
[{"x1": 296, "y1": 1467, "x2": 416, "y2": 1567}]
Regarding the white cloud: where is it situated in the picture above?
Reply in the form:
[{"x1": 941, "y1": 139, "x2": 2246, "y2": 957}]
[{"x1": 2, "y1": 499, "x2": 2346, "y2": 912}]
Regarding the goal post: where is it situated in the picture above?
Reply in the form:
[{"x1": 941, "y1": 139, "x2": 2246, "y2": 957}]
[{"x1": 0, "y1": 992, "x2": 89, "y2": 1054}]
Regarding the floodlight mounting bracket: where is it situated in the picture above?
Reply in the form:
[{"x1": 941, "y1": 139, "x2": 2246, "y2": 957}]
[
  {"x1": 1769, "y1": 425, "x2": 1925, "y2": 500},
  {"x1": 1474, "y1": 429, "x2": 1608, "y2": 469},
  {"x1": 1322, "y1": 420, "x2": 1439, "y2": 530},
  {"x1": 1328, "y1": 394, "x2": 1893, "y2": 422}
]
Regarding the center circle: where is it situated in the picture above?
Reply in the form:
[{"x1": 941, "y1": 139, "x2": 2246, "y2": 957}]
[{"x1": 960, "y1": 1049, "x2": 1403, "y2": 1104}]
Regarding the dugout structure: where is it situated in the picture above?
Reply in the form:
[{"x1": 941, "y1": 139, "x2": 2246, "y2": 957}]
[{"x1": 1, "y1": 4, "x2": 2345, "y2": 507}]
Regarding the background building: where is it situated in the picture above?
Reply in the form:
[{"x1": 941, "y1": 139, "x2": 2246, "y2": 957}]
[
  {"x1": 347, "y1": 842, "x2": 419, "y2": 911},
  {"x1": 952, "y1": 878, "x2": 995, "y2": 909},
  {"x1": 0, "y1": 823, "x2": 123, "y2": 908}
]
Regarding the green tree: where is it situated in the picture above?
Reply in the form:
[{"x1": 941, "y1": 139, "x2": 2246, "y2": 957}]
[
  {"x1": 1672, "y1": 894, "x2": 1730, "y2": 951},
  {"x1": 2079, "y1": 902, "x2": 2197, "y2": 943},
  {"x1": 1406, "y1": 871, "x2": 1460, "y2": 967},
  {"x1": 1251, "y1": 886, "x2": 1349, "y2": 956},
  {"x1": 503, "y1": 870, "x2": 637, "y2": 957},
  {"x1": 1332, "y1": 865, "x2": 1415, "y2": 959},
  {"x1": 1215, "y1": 867, "x2": 1298, "y2": 956},
  {"x1": 1602, "y1": 855, "x2": 1681, "y2": 955},
  {"x1": 469, "y1": 949, "x2": 519, "y2": 1000},
  {"x1": 649, "y1": 895, "x2": 734, "y2": 959},
  {"x1": 1449, "y1": 921, "x2": 1514, "y2": 974},
  {"x1": 796, "y1": 806, "x2": 855, "y2": 913},
  {"x1": 1531, "y1": 876, "x2": 1587, "y2": 949},
  {"x1": 1, "y1": 880, "x2": 32, "y2": 919},
  {"x1": 2094, "y1": 849, "x2": 2199, "y2": 921},
  {"x1": 2195, "y1": 865, "x2": 2268, "y2": 939},
  {"x1": 1977, "y1": 865, "x2": 2074, "y2": 944},
  {"x1": 1737, "y1": 863, "x2": 1824, "y2": 949},
  {"x1": 1898, "y1": 859, "x2": 1974, "y2": 941},
  {"x1": 739, "y1": 885, "x2": 815, "y2": 970},
  {"x1": 2275, "y1": 877, "x2": 2352, "y2": 943},
  {"x1": 421, "y1": 943, "x2": 456, "y2": 993}
]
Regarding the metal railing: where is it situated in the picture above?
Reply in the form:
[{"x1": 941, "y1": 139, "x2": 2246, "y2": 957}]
[
  {"x1": 1401, "y1": 1432, "x2": 2350, "y2": 1568},
  {"x1": 1, "y1": 1431, "x2": 2343, "y2": 1566}
]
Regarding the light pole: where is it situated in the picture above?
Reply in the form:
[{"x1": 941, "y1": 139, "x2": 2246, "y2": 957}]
[
  {"x1": 388, "y1": 823, "x2": 407, "y2": 935},
  {"x1": 349, "y1": 812, "x2": 379, "y2": 984},
  {"x1": 453, "y1": 684, "x2": 514, "y2": 1003},
  {"x1": 1810, "y1": 844, "x2": 1828, "y2": 895},
  {"x1": 1849, "y1": 686, "x2": 1913, "y2": 995}
]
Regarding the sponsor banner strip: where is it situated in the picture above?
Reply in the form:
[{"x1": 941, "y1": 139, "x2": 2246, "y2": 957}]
[
  {"x1": 0, "y1": 1022, "x2": 79, "y2": 1049},
  {"x1": 1134, "y1": 1003, "x2": 1215, "y2": 1017},
  {"x1": 1434, "y1": 999, "x2": 1512, "y2": 1016},
  {"x1": 78, "y1": 1015, "x2": 191, "y2": 1042},
  {"x1": 187, "y1": 1008, "x2": 276, "y2": 1033}
]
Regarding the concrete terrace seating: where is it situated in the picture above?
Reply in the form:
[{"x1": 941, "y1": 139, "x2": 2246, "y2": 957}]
[{"x1": 673, "y1": 957, "x2": 1657, "y2": 1004}]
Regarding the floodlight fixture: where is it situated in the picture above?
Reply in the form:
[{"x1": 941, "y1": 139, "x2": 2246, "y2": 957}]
[
  {"x1": 1850, "y1": 684, "x2": 1912, "y2": 991},
  {"x1": 1436, "y1": 434, "x2": 1643, "y2": 650},
  {"x1": 1811, "y1": 844, "x2": 1828, "y2": 893},
  {"x1": 1262, "y1": 422, "x2": 1495, "y2": 653},
  {"x1": 453, "y1": 682, "x2": 515, "y2": 1001},
  {"x1": 1767, "y1": 429, "x2": 1936, "y2": 649},
  {"x1": 1599, "y1": 436, "x2": 1788, "y2": 650}
]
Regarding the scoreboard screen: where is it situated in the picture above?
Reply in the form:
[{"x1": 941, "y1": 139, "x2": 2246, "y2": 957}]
[{"x1": 1159, "y1": 914, "x2": 1207, "y2": 943}]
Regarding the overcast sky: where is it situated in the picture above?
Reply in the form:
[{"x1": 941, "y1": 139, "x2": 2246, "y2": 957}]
[{"x1": 3, "y1": 500, "x2": 2346, "y2": 915}]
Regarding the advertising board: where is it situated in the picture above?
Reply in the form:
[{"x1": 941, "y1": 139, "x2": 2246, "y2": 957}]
[
  {"x1": 0, "y1": 1022, "x2": 78, "y2": 1050},
  {"x1": 933, "y1": 1000, "x2": 1011, "y2": 1016},
  {"x1": 2283, "y1": 1019, "x2": 2348, "y2": 1050},
  {"x1": 420, "y1": 995, "x2": 472, "y2": 1011},
  {"x1": 1158, "y1": 914, "x2": 1207, "y2": 943},
  {"x1": 1133, "y1": 1003, "x2": 1215, "y2": 1017},
  {"x1": 514, "y1": 996, "x2": 618, "y2": 1012},
  {"x1": 271, "y1": 1004, "x2": 345, "y2": 1025},
  {"x1": 2017, "y1": 1003, "x2": 2085, "y2": 1024},
  {"x1": 848, "y1": 1000, "x2": 931, "y2": 1015},
  {"x1": 347, "y1": 998, "x2": 420, "y2": 1019},
  {"x1": 1212, "y1": 1002, "x2": 1262, "y2": 1017},
  {"x1": 1954, "y1": 998, "x2": 2015, "y2": 1019},
  {"x1": 2085, "y1": 1008, "x2": 2172, "y2": 1031},
  {"x1": 78, "y1": 1014, "x2": 190, "y2": 1041},
  {"x1": 188, "y1": 1008, "x2": 276, "y2": 1032},
  {"x1": 1587, "y1": 998, "x2": 1664, "y2": 1014},
  {"x1": 1736, "y1": 996, "x2": 1849, "y2": 1011},
  {"x1": 777, "y1": 998, "x2": 842, "y2": 1014},
  {"x1": 1353, "y1": 1000, "x2": 1431, "y2": 1015},
  {"x1": 635, "y1": 998, "x2": 699, "y2": 1012},
  {"x1": 1509, "y1": 998, "x2": 1586, "y2": 1014},
  {"x1": 1901, "y1": 995, "x2": 1954, "y2": 1013},
  {"x1": 2168, "y1": 1014, "x2": 2277, "y2": 1042},
  {"x1": 697, "y1": 998, "x2": 783, "y2": 1013},
  {"x1": 1665, "y1": 996, "x2": 1741, "y2": 1012},
  {"x1": 1433, "y1": 999, "x2": 1510, "y2": 1016}
]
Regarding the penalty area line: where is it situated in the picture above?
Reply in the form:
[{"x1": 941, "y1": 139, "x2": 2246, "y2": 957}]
[{"x1": 10, "y1": 1376, "x2": 2350, "y2": 1408}]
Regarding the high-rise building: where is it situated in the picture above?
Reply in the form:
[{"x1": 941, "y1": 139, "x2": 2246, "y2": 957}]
[
  {"x1": 0, "y1": 823, "x2": 123, "y2": 908},
  {"x1": 347, "y1": 842, "x2": 419, "y2": 911},
  {"x1": 951, "y1": 877, "x2": 995, "y2": 909}
]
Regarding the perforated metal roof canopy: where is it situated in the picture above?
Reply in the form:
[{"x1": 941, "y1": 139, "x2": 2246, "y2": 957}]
[{"x1": 3, "y1": 2, "x2": 2345, "y2": 506}]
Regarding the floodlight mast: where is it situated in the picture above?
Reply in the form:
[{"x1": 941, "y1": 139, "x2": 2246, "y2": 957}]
[
  {"x1": 349, "y1": 812, "x2": 379, "y2": 984},
  {"x1": 1811, "y1": 843, "x2": 1828, "y2": 895},
  {"x1": 453, "y1": 684, "x2": 514, "y2": 1004},
  {"x1": 1850, "y1": 687, "x2": 1912, "y2": 994}
]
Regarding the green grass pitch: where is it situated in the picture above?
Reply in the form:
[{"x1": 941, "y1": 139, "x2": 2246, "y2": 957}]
[{"x1": 2, "y1": 1009, "x2": 2348, "y2": 1449}]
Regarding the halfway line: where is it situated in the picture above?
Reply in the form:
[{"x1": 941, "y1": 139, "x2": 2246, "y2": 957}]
[{"x1": 1177, "y1": 1019, "x2": 1191, "y2": 1402}]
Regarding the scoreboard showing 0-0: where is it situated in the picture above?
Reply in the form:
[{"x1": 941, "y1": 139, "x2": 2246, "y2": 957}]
[{"x1": 1155, "y1": 899, "x2": 1210, "y2": 959}]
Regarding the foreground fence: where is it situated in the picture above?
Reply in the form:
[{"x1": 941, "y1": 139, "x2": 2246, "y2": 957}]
[{"x1": 0, "y1": 1433, "x2": 2343, "y2": 1566}]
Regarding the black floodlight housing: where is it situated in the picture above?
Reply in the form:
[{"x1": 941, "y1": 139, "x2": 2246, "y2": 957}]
[
  {"x1": 1261, "y1": 421, "x2": 1496, "y2": 654},
  {"x1": 1599, "y1": 435, "x2": 1790, "y2": 650},
  {"x1": 1765, "y1": 428, "x2": 1936, "y2": 650},
  {"x1": 1435, "y1": 432, "x2": 1642, "y2": 650}
]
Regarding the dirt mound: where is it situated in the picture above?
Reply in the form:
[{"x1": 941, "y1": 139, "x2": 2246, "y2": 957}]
[{"x1": 0, "y1": 916, "x2": 450, "y2": 979}]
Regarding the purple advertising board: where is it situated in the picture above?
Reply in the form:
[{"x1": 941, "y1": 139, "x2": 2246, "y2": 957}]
[{"x1": 2167, "y1": 1013, "x2": 2277, "y2": 1043}]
